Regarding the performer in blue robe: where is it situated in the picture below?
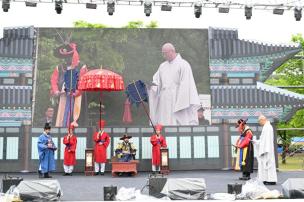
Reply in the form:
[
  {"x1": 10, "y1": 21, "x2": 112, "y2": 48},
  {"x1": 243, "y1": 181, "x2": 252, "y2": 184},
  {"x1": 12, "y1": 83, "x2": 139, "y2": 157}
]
[{"x1": 37, "y1": 123, "x2": 57, "y2": 178}]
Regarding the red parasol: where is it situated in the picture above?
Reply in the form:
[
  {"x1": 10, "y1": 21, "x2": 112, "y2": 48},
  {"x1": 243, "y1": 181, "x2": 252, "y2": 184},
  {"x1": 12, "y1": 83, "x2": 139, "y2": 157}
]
[{"x1": 78, "y1": 67, "x2": 124, "y2": 128}]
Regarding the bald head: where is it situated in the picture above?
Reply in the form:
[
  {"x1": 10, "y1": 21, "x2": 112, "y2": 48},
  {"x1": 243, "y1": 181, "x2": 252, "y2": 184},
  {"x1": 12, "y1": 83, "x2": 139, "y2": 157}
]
[
  {"x1": 258, "y1": 115, "x2": 267, "y2": 126},
  {"x1": 162, "y1": 43, "x2": 177, "y2": 62}
]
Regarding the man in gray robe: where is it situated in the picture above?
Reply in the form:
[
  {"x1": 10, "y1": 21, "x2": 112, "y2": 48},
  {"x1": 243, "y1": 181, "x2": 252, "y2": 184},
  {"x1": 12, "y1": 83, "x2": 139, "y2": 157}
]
[
  {"x1": 149, "y1": 43, "x2": 200, "y2": 126},
  {"x1": 253, "y1": 115, "x2": 277, "y2": 185}
]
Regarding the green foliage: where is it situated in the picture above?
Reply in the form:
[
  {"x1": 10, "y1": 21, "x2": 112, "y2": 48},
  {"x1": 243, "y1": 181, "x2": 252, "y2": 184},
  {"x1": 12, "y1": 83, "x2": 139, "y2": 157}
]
[
  {"x1": 266, "y1": 34, "x2": 304, "y2": 162},
  {"x1": 74, "y1": 21, "x2": 108, "y2": 28},
  {"x1": 73, "y1": 20, "x2": 159, "y2": 29}
]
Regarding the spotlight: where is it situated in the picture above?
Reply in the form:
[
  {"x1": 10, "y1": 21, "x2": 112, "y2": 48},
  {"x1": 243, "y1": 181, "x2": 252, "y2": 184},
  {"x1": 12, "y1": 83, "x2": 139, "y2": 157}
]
[
  {"x1": 107, "y1": 0, "x2": 115, "y2": 16},
  {"x1": 25, "y1": 1, "x2": 37, "y2": 7},
  {"x1": 273, "y1": 8, "x2": 284, "y2": 15},
  {"x1": 86, "y1": 3, "x2": 97, "y2": 9},
  {"x1": 2, "y1": 0, "x2": 10, "y2": 12},
  {"x1": 218, "y1": 7, "x2": 229, "y2": 13},
  {"x1": 161, "y1": 3, "x2": 172, "y2": 11},
  {"x1": 55, "y1": 0, "x2": 63, "y2": 14},
  {"x1": 294, "y1": 7, "x2": 302, "y2": 21},
  {"x1": 194, "y1": 2, "x2": 202, "y2": 18},
  {"x1": 245, "y1": 6, "x2": 252, "y2": 20},
  {"x1": 144, "y1": 1, "x2": 152, "y2": 17}
]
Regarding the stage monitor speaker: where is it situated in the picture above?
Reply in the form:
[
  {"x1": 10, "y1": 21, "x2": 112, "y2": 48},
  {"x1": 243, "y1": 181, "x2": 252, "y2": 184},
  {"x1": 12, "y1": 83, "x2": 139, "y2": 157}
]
[
  {"x1": 104, "y1": 186, "x2": 117, "y2": 201},
  {"x1": 282, "y1": 178, "x2": 304, "y2": 199},
  {"x1": 228, "y1": 183, "x2": 242, "y2": 195},
  {"x1": 148, "y1": 175, "x2": 167, "y2": 198},
  {"x1": 2, "y1": 176, "x2": 23, "y2": 193}
]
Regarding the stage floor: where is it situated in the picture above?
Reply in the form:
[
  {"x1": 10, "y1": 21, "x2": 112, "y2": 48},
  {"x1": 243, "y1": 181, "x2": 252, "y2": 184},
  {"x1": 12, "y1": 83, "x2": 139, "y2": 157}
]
[{"x1": 1, "y1": 170, "x2": 303, "y2": 201}]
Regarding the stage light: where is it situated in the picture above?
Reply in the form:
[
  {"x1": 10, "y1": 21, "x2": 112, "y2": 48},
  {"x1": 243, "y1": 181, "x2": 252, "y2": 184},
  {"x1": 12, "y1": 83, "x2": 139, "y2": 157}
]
[
  {"x1": 25, "y1": 1, "x2": 37, "y2": 7},
  {"x1": 161, "y1": 3, "x2": 172, "y2": 11},
  {"x1": 219, "y1": 7, "x2": 229, "y2": 13},
  {"x1": 2, "y1": 0, "x2": 10, "y2": 12},
  {"x1": 55, "y1": 0, "x2": 63, "y2": 14},
  {"x1": 273, "y1": 8, "x2": 284, "y2": 15},
  {"x1": 194, "y1": 2, "x2": 202, "y2": 18},
  {"x1": 107, "y1": 0, "x2": 115, "y2": 16},
  {"x1": 245, "y1": 6, "x2": 252, "y2": 20},
  {"x1": 86, "y1": 3, "x2": 97, "y2": 9},
  {"x1": 144, "y1": 1, "x2": 152, "y2": 17},
  {"x1": 294, "y1": 7, "x2": 302, "y2": 21}
]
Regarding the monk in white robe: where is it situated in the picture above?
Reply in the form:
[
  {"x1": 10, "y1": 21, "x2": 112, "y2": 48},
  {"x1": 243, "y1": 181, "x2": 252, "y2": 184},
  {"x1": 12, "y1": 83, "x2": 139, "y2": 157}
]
[
  {"x1": 149, "y1": 43, "x2": 200, "y2": 126},
  {"x1": 253, "y1": 115, "x2": 277, "y2": 185}
]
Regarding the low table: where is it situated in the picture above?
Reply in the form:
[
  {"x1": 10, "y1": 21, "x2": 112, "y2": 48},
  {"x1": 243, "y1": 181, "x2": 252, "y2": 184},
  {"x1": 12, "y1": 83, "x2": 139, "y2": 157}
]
[{"x1": 111, "y1": 160, "x2": 139, "y2": 177}]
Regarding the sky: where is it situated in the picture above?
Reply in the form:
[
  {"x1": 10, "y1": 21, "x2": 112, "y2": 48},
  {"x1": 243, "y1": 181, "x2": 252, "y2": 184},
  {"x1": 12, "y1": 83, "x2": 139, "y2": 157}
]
[{"x1": 0, "y1": 1, "x2": 304, "y2": 44}]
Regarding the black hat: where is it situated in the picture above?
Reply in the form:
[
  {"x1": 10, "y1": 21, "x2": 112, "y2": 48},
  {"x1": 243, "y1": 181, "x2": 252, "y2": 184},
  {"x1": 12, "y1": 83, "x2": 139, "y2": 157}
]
[
  {"x1": 235, "y1": 118, "x2": 248, "y2": 128},
  {"x1": 120, "y1": 134, "x2": 132, "y2": 140}
]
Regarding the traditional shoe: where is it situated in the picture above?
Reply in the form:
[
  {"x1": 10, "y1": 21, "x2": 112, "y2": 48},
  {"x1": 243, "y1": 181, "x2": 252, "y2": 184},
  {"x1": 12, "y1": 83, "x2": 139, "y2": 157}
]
[
  {"x1": 263, "y1": 181, "x2": 276, "y2": 185},
  {"x1": 63, "y1": 173, "x2": 68, "y2": 176},
  {"x1": 239, "y1": 176, "x2": 250, "y2": 180},
  {"x1": 94, "y1": 172, "x2": 99, "y2": 176},
  {"x1": 44, "y1": 173, "x2": 52, "y2": 178},
  {"x1": 100, "y1": 172, "x2": 104, "y2": 176},
  {"x1": 38, "y1": 170, "x2": 43, "y2": 178}
]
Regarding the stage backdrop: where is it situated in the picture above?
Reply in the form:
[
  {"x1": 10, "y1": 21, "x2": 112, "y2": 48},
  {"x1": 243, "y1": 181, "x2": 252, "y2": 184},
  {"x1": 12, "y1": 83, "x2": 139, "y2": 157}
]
[{"x1": 33, "y1": 28, "x2": 210, "y2": 127}]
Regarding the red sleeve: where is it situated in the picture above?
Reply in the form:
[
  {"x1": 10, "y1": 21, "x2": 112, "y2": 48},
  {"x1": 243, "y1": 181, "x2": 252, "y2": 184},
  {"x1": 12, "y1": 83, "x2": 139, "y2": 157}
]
[
  {"x1": 150, "y1": 135, "x2": 158, "y2": 146},
  {"x1": 63, "y1": 135, "x2": 69, "y2": 144},
  {"x1": 70, "y1": 136, "x2": 77, "y2": 152},
  {"x1": 161, "y1": 136, "x2": 167, "y2": 148},
  {"x1": 93, "y1": 132, "x2": 99, "y2": 142},
  {"x1": 103, "y1": 133, "x2": 110, "y2": 148},
  {"x1": 50, "y1": 66, "x2": 59, "y2": 95},
  {"x1": 238, "y1": 130, "x2": 253, "y2": 148}
]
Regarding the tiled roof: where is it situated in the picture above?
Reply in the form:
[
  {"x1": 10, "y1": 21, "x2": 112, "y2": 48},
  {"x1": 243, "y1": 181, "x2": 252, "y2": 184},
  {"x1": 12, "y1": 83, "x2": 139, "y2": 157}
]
[
  {"x1": 0, "y1": 27, "x2": 35, "y2": 58},
  {"x1": 211, "y1": 84, "x2": 304, "y2": 108},
  {"x1": 209, "y1": 27, "x2": 302, "y2": 59}
]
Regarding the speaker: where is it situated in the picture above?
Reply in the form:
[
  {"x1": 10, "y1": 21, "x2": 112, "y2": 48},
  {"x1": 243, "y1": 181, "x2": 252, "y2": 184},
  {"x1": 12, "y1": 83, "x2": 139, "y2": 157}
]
[
  {"x1": 282, "y1": 178, "x2": 304, "y2": 199},
  {"x1": 149, "y1": 175, "x2": 167, "y2": 198},
  {"x1": 2, "y1": 176, "x2": 23, "y2": 193},
  {"x1": 228, "y1": 183, "x2": 242, "y2": 194},
  {"x1": 104, "y1": 186, "x2": 117, "y2": 201}
]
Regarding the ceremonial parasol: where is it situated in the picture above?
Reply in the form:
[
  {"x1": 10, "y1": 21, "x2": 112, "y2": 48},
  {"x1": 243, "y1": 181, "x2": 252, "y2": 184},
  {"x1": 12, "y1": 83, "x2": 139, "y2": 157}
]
[{"x1": 78, "y1": 66, "x2": 124, "y2": 129}]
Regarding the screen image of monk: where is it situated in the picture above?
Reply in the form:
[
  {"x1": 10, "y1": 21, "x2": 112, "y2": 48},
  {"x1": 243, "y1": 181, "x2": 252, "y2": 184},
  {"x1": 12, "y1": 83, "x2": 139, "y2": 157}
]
[{"x1": 149, "y1": 43, "x2": 201, "y2": 126}]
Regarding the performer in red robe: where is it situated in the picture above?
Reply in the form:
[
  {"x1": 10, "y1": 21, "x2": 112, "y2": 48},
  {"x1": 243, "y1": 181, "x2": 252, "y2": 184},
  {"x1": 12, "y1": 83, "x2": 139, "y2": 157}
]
[
  {"x1": 63, "y1": 125, "x2": 77, "y2": 176},
  {"x1": 93, "y1": 120, "x2": 110, "y2": 175},
  {"x1": 150, "y1": 124, "x2": 167, "y2": 173},
  {"x1": 235, "y1": 118, "x2": 254, "y2": 180}
]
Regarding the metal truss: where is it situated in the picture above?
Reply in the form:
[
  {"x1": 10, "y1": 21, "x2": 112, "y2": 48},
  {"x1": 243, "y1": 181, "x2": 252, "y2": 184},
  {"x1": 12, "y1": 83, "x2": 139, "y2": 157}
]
[{"x1": 6, "y1": 0, "x2": 304, "y2": 10}]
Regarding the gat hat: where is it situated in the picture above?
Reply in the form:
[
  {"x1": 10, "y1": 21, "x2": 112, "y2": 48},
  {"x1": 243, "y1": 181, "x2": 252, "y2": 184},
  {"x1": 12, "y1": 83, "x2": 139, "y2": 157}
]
[
  {"x1": 120, "y1": 134, "x2": 132, "y2": 140},
  {"x1": 235, "y1": 118, "x2": 248, "y2": 128}
]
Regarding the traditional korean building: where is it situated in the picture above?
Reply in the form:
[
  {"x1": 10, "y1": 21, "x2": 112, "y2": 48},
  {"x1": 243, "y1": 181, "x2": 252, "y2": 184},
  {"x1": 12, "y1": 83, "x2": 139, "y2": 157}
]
[{"x1": 0, "y1": 27, "x2": 303, "y2": 172}]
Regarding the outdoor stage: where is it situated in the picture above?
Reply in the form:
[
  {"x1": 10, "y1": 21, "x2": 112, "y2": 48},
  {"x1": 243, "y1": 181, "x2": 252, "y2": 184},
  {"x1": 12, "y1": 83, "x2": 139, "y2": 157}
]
[{"x1": 1, "y1": 170, "x2": 303, "y2": 201}]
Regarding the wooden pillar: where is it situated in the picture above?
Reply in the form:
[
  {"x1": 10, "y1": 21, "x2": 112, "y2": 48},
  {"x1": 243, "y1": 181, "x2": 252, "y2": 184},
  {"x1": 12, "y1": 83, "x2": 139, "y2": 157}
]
[
  {"x1": 222, "y1": 119, "x2": 230, "y2": 169},
  {"x1": 21, "y1": 123, "x2": 31, "y2": 172}
]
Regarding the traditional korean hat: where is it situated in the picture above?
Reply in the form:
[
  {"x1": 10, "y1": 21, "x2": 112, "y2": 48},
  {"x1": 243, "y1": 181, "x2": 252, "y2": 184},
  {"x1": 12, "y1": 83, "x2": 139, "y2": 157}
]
[
  {"x1": 120, "y1": 134, "x2": 132, "y2": 140},
  {"x1": 235, "y1": 118, "x2": 248, "y2": 128},
  {"x1": 97, "y1": 119, "x2": 106, "y2": 129},
  {"x1": 155, "y1": 124, "x2": 163, "y2": 131},
  {"x1": 54, "y1": 43, "x2": 80, "y2": 67}
]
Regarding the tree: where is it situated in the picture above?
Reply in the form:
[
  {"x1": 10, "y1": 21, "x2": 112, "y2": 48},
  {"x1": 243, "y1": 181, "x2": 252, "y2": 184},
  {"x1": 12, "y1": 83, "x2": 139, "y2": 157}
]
[
  {"x1": 74, "y1": 20, "x2": 158, "y2": 28},
  {"x1": 266, "y1": 34, "x2": 304, "y2": 163}
]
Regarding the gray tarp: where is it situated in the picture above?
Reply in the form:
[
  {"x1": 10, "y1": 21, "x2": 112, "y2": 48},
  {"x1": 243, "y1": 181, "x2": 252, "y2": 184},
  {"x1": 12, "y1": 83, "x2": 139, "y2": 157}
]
[
  {"x1": 160, "y1": 178, "x2": 206, "y2": 200},
  {"x1": 15, "y1": 180, "x2": 62, "y2": 201}
]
